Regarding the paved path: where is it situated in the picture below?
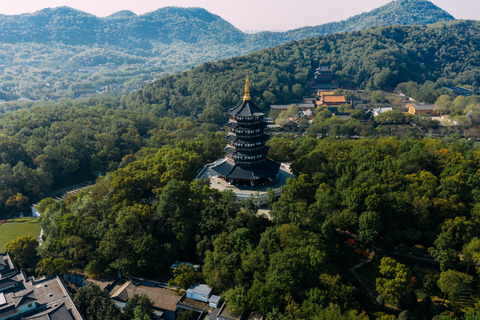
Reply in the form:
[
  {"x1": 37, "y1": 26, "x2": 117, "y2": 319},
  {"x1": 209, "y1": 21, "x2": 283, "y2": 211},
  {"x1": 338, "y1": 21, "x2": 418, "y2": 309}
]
[
  {"x1": 349, "y1": 251, "x2": 376, "y2": 298},
  {"x1": 38, "y1": 228, "x2": 44, "y2": 246}
]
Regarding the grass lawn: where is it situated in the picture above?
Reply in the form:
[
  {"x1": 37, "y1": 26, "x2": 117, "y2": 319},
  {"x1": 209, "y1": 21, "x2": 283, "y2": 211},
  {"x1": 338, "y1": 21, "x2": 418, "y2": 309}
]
[{"x1": 0, "y1": 219, "x2": 40, "y2": 251}]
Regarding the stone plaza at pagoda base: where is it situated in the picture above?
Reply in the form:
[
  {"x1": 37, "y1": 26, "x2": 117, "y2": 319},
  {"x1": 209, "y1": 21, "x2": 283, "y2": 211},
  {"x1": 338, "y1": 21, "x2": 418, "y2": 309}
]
[{"x1": 195, "y1": 161, "x2": 294, "y2": 204}]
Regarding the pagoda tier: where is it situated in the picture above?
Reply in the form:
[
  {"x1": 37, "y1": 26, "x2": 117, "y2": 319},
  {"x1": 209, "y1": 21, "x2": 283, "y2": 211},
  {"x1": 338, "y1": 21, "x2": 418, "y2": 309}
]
[
  {"x1": 224, "y1": 146, "x2": 269, "y2": 164},
  {"x1": 211, "y1": 76, "x2": 280, "y2": 186},
  {"x1": 225, "y1": 134, "x2": 269, "y2": 146},
  {"x1": 226, "y1": 121, "x2": 267, "y2": 131}
]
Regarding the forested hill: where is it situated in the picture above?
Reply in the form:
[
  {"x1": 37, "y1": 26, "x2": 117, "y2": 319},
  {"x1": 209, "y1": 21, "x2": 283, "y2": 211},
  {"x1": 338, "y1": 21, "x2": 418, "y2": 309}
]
[
  {"x1": 0, "y1": 0, "x2": 453, "y2": 48},
  {"x1": 124, "y1": 20, "x2": 480, "y2": 118},
  {"x1": 247, "y1": 0, "x2": 455, "y2": 47},
  {"x1": 0, "y1": 6, "x2": 245, "y2": 46},
  {"x1": 0, "y1": 0, "x2": 455, "y2": 103}
]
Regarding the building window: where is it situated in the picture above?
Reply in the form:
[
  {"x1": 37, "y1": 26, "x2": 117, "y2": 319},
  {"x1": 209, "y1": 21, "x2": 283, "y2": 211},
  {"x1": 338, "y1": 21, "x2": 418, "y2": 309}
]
[{"x1": 28, "y1": 303, "x2": 32, "y2": 308}]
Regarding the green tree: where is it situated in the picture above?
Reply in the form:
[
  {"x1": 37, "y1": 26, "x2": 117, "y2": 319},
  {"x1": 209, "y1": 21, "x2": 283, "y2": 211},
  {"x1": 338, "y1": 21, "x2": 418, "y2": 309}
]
[
  {"x1": 437, "y1": 269, "x2": 474, "y2": 305},
  {"x1": 358, "y1": 211, "x2": 382, "y2": 242},
  {"x1": 275, "y1": 112, "x2": 290, "y2": 127},
  {"x1": 315, "y1": 304, "x2": 368, "y2": 320},
  {"x1": 464, "y1": 311, "x2": 480, "y2": 320},
  {"x1": 199, "y1": 107, "x2": 226, "y2": 125},
  {"x1": 85, "y1": 259, "x2": 106, "y2": 278},
  {"x1": 286, "y1": 104, "x2": 299, "y2": 117},
  {"x1": 265, "y1": 188, "x2": 278, "y2": 208},
  {"x1": 133, "y1": 306, "x2": 152, "y2": 320},
  {"x1": 452, "y1": 95, "x2": 469, "y2": 113},
  {"x1": 463, "y1": 237, "x2": 480, "y2": 275},
  {"x1": 332, "y1": 209, "x2": 358, "y2": 232},
  {"x1": 36, "y1": 198, "x2": 56, "y2": 214},
  {"x1": 122, "y1": 294, "x2": 154, "y2": 320},
  {"x1": 74, "y1": 284, "x2": 121, "y2": 320},
  {"x1": 374, "y1": 110, "x2": 410, "y2": 124},
  {"x1": 398, "y1": 310, "x2": 412, "y2": 320},
  {"x1": 269, "y1": 110, "x2": 280, "y2": 121},
  {"x1": 292, "y1": 84, "x2": 304, "y2": 98},
  {"x1": 5, "y1": 236, "x2": 38, "y2": 273},
  {"x1": 178, "y1": 310, "x2": 200, "y2": 320},
  {"x1": 223, "y1": 286, "x2": 248, "y2": 317},
  {"x1": 38, "y1": 257, "x2": 72, "y2": 277},
  {"x1": 434, "y1": 95, "x2": 452, "y2": 115},
  {"x1": 338, "y1": 103, "x2": 353, "y2": 113},
  {"x1": 433, "y1": 232, "x2": 458, "y2": 270},
  {"x1": 168, "y1": 264, "x2": 202, "y2": 290},
  {"x1": 263, "y1": 90, "x2": 276, "y2": 104},
  {"x1": 371, "y1": 91, "x2": 386, "y2": 103},
  {"x1": 376, "y1": 257, "x2": 410, "y2": 303}
]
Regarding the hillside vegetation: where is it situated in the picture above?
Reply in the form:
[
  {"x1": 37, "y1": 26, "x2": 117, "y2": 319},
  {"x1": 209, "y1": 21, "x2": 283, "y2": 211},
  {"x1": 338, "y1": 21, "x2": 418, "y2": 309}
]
[
  {"x1": 0, "y1": 19, "x2": 479, "y2": 214},
  {"x1": 124, "y1": 20, "x2": 480, "y2": 117},
  {"x1": 0, "y1": 0, "x2": 454, "y2": 104},
  {"x1": 1, "y1": 5, "x2": 480, "y2": 317}
]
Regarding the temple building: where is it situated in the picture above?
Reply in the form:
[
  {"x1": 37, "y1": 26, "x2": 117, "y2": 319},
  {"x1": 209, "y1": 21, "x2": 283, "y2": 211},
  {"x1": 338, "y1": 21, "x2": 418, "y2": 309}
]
[
  {"x1": 314, "y1": 65, "x2": 334, "y2": 82},
  {"x1": 211, "y1": 77, "x2": 280, "y2": 187}
]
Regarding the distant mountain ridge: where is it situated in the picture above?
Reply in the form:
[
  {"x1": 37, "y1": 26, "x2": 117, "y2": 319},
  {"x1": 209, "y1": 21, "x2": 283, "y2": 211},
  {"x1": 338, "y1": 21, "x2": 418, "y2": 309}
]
[
  {"x1": 106, "y1": 10, "x2": 137, "y2": 19},
  {"x1": 0, "y1": 0, "x2": 454, "y2": 49},
  {"x1": 245, "y1": 0, "x2": 454, "y2": 47},
  {"x1": 0, "y1": 0, "x2": 457, "y2": 104},
  {"x1": 276, "y1": 0, "x2": 455, "y2": 43},
  {"x1": 0, "y1": 6, "x2": 244, "y2": 46}
]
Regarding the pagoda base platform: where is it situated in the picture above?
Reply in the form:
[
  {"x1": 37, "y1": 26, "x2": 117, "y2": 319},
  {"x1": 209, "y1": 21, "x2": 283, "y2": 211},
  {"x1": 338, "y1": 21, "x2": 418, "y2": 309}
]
[
  {"x1": 211, "y1": 158, "x2": 280, "y2": 187},
  {"x1": 195, "y1": 162, "x2": 294, "y2": 204}
]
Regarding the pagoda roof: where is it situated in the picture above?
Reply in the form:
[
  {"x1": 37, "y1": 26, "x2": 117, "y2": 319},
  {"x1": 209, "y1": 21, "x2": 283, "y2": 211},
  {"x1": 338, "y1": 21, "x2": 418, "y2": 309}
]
[
  {"x1": 323, "y1": 95, "x2": 346, "y2": 103},
  {"x1": 211, "y1": 158, "x2": 280, "y2": 180},
  {"x1": 315, "y1": 70, "x2": 333, "y2": 75},
  {"x1": 224, "y1": 146, "x2": 269, "y2": 157},
  {"x1": 225, "y1": 134, "x2": 269, "y2": 144},
  {"x1": 227, "y1": 99, "x2": 265, "y2": 117},
  {"x1": 226, "y1": 121, "x2": 267, "y2": 130}
]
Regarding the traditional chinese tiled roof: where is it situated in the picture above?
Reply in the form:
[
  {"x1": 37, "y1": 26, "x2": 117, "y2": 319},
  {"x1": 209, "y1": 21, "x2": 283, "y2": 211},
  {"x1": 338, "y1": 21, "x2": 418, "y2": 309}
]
[
  {"x1": 225, "y1": 134, "x2": 269, "y2": 144},
  {"x1": 226, "y1": 121, "x2": 267, "y2": 130},
  {"x1": 227, "y1": 100, "x2": 265, "y2": 117},
  {"x1": 323, "y1": 95, "x2": 346, "y2": 103},
  {"x1": 224, "y1": 146, "x2": 269, "y2": 158},
  {"x1": 212, "y1": 158, "x2": 280, "y2": 180}
]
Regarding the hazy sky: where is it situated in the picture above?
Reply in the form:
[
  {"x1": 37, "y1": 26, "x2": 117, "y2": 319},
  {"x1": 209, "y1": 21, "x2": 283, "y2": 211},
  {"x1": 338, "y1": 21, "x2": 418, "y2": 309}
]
[{"x1": 0, "y1": 0, "x2": 478, "y2": 32}]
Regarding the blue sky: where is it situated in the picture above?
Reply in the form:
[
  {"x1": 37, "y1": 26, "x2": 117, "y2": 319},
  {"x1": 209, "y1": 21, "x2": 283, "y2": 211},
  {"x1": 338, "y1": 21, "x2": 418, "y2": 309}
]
[{"x1": 0, "y1": 0, "x2": 477, "y2": 32}]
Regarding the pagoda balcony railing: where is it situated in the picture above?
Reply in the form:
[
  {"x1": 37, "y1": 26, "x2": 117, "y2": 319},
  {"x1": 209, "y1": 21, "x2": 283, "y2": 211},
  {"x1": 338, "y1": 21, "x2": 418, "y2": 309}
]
[
  {"x1": 233, "y1": 160, "x2": 266, "y2": 165},
  {"x1": 230, "y1": 116, "x2": 264, "y2": 122},
  {"x1": 233, "y1": 133, "x2": 265, "y2": 139},
  {"x1": 227, "y1": 144, "x2": 266, "y2": 152},
  {"x1": 228, "y1": 127, "x2": 264, "y2": 134},
  {"x1": 229, "y1": 120, "x2": 264, "y2": 126},
  {"x1": 226, "y1": 156, "x2": 266, "y2": 165}
]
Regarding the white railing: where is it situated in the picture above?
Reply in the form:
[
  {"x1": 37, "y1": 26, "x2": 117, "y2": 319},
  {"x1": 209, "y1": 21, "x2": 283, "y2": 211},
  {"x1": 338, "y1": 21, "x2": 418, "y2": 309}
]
[{"x1": 235, "y1": 188, "x2": 282, "y2": 205}]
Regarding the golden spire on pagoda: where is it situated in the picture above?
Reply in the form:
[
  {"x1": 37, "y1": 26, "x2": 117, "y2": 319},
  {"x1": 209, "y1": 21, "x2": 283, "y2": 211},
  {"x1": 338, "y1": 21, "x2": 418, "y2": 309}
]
[{"x1": 243, "y1": 70, "x2": 251, "y2": 101}]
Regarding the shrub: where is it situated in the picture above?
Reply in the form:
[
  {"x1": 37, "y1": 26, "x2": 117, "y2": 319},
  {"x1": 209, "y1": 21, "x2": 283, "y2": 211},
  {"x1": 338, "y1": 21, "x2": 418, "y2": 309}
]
[{"x1": 411, "y1": 244, "x2": 427, "y2": 257}]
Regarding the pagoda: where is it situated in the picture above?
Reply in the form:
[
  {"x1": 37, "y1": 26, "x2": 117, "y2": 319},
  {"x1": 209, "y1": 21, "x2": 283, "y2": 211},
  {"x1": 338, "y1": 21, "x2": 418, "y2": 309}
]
[
  {"x1": 211, "y1": 76, "x2": 280, "y2": 187},
  {"x1": 314, "y1": 65, "x2": 334, "y2": 82}
]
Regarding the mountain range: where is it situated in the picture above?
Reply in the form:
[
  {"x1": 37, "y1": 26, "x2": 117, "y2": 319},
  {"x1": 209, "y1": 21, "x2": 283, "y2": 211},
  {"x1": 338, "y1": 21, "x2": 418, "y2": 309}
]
[
  {"x1": 0, "y1": 0, "x2": 457, "y2": 105},
  {"x1": 0, "y1": 0, "x2": 454, "y2": 50}
]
